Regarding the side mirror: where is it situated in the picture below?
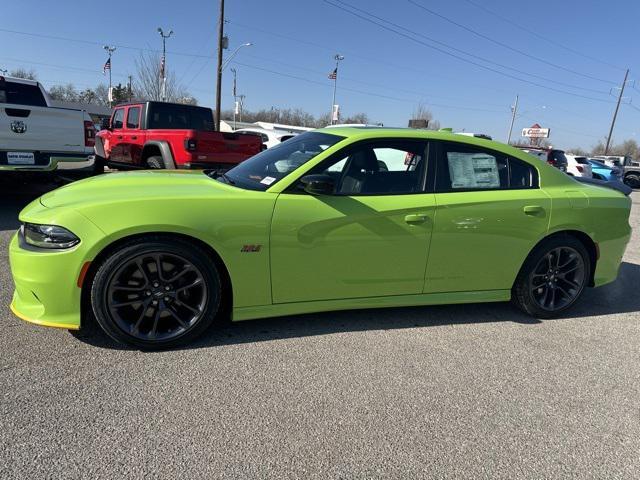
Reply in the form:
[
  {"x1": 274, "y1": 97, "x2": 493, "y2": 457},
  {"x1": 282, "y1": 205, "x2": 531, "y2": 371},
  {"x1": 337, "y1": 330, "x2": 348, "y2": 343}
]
[
  {"x1": 100, "y1": 117, "x2": 111, "y2": 130},
  {"x1": 300, "y1": 174, "x2": 335, "y2": 195}
]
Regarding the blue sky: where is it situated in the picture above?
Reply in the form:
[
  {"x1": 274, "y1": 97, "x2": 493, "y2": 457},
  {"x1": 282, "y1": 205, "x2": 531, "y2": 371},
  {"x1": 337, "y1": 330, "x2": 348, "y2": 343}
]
[{"x1": 1, "y1": 0, "x2": 639, "y2": 149}]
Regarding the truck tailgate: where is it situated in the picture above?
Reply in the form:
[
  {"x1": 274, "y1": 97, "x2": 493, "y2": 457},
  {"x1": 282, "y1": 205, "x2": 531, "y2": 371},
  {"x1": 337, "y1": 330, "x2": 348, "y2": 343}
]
[
  {"x1": 195, "y1": 131, "x2": 262, "y2": 164},
  {"x1": 0, "y1": 105, "x2": 87, "y2": 153}
]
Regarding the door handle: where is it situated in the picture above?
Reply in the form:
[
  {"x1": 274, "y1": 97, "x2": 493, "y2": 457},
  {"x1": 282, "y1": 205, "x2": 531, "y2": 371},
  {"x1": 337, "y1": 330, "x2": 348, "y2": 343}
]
[
  {"x1": 523, "y1": 205, "x2": 545, "y2": 216},
  {"x1": 117, "y1": 136, "x2": 123, "y2": 139},
  {"x1": 404, "y1": 213, "x2": 428, "y2": 225},
  {"x1": 131, "y1": 136, "x2": 138, "y2": 140}
]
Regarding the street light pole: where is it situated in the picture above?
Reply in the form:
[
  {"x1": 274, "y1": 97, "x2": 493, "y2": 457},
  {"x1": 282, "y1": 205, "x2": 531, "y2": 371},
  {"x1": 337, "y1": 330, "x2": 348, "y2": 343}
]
[
  {"x1": 231, "y1": 67, "x2": 237, "y2": 130},
  {"x1": 157, "y1": 27, "x2": 173, "y2": 102},
  {"x1": 103, "y1": 45, "x2": 116, "y2": 107},
  {"x1": 330, "y1": 54, "x2": 344, "y2": 125}
]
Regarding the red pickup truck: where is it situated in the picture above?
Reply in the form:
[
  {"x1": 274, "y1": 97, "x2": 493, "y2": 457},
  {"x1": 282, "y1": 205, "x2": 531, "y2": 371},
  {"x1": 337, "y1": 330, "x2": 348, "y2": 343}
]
[{"x1": 95, "y1": 101, "x2": 261, "y2": 171}]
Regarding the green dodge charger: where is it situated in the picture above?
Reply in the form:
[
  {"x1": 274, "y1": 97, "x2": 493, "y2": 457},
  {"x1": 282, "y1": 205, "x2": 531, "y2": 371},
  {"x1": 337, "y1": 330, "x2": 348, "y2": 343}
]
[{"x1": 9, "y1": 128, "x2": 632, "y2": 348}]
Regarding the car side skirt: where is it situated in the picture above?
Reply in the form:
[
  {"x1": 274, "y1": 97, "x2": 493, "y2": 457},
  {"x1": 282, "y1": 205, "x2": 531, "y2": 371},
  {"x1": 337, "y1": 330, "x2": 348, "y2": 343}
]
[{"x1": 232, "y1": 289, "x2": 511, "y2": 322}]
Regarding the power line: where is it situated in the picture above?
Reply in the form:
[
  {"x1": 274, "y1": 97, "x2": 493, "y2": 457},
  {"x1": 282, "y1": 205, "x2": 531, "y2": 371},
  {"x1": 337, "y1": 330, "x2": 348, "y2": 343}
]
[
  {"x1": 460, "y1": 0, "x2": 626, "y2": 72},
  {"x1": 407, "y1": 0, "x2": 615, "y2": 85},
  {"x1": 230, "y1": 60, "x2": 506, "y2": 113},
  {"x1": 323, "y1": 0, "x2": 613, "y2": 102}
]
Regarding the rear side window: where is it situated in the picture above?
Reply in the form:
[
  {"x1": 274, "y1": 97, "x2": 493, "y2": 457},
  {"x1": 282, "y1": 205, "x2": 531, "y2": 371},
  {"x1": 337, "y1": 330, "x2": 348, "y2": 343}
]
[
  {"x1": 126, "y1": 107, "x2": 141, "y2": 129},
  {"x1": 112, "y1": 108, "x2": 124, "y2": 129},
  {"x1": 436, "y1": 142, "x2": 537, "y2": 192},
  {"x1": 0, "y1": 81, "x2": 46, "y2": 107},
  {"x1": 574, "y1": 157, "x2": 589, "y2": 164},
  {"x1": 147, "y1": 103, "x2": 214, "y2": 130}
]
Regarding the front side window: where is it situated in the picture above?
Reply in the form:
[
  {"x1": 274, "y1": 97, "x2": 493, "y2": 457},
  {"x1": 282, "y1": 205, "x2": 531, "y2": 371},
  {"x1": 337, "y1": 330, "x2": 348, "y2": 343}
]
[
  {"x1": 303, "y1": 140, "x2": 428, "y2": 195},
  {"x1": 436, "y1": 142, "x2": 536, "y2": 192},
  {"x1": 220, "y1": 131, "x2": 344, "y2": 191},
  {"x1": 112, "y1": 108, "x2": 124, "y2": 129},
  {"x1": 126, "y1": 107, "x2": 141, "y2": 129}
]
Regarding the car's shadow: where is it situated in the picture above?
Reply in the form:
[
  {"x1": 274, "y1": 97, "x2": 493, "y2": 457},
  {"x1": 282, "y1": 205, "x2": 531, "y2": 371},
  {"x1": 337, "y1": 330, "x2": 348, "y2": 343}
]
[{"x1": 72, "y1": 261, "x2": 640, "y2": 352}]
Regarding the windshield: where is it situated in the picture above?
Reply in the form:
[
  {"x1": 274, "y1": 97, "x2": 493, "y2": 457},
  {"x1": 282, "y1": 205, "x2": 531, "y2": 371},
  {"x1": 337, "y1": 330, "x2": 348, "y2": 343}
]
[{"x1": 218, "y1": 131, "x2": 344, "y2": 191}]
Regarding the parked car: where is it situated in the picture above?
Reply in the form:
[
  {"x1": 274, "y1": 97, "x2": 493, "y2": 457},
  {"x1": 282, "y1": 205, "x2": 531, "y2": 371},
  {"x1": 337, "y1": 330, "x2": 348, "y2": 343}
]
[
  {"x1": 234, "y1": 127, "x2": 297, "y2": 149},
  {"x1": 0, "y1": 76, "x2": 95, "y2": 172},
  {"x1": 588, "y1": 159, "x2": 622, "y2": 182},
  {"x1": 591, "y1": 155, "x2": 635, "y2": 168},
  {"x1": 10, "y1": 128, "x2": 631, "y2": 348},
  {"x1": 95, "y1": 102, "x2": 262, "y2": 171},
  {"x1": 516, "y1": 146, "x2": 568, "y2": 172},
  {"x1": 565, "y1": 154, "x2": 593, "y2": 178}
]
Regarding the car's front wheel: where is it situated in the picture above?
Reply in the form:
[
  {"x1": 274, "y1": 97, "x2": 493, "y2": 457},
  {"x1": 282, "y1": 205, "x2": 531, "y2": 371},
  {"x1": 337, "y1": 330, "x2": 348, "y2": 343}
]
[
  {"x1": 512, "y1": 235, "x2": 590, "y2": 318},
  {"x1": 90, "y1": 236, "x2": 221, "y2": 349}
]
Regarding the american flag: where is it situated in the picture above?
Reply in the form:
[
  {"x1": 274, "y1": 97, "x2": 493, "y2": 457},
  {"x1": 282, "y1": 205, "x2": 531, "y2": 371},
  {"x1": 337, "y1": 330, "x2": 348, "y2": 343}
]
[
  {"x1": 328, "y1": 67, "x2": 337, "y2": 80},
  {"x1": 160, "y1": 55, "x2": 165, "y2": 78},
  {"x1": 103, "y1": 57, "x2": 111, "y2": 74}
]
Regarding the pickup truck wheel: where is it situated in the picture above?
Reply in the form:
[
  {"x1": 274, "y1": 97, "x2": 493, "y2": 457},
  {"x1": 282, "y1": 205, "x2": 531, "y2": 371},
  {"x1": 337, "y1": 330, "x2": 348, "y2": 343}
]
[
  {"x1": 624, "y1": 172, "x2": 640, "y2": 188},
  {"x1": 90, "y1": 236, "x2": 221, "y2": 349},
  {"x1": 146, "y1": 156, "x2": 165, "y2": 169}
]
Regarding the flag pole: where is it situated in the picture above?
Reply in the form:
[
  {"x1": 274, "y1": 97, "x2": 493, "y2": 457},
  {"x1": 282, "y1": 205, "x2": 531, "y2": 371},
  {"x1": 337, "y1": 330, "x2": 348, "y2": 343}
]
[{"x1": 330, "y1": 54, "x2": 344, "y2": 125}]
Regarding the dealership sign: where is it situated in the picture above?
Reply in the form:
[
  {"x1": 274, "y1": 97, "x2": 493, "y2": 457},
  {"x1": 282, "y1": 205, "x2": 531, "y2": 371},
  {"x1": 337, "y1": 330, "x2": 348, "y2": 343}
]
[{"x1": 522, "y1": 123, "x2": 550, "y2": 138}]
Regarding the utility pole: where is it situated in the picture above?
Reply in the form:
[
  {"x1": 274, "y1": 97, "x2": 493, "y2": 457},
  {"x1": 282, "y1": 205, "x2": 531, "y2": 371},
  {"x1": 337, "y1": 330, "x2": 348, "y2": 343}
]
[
  {"x1": 127, "y1": 75, "x2": 133, "y2": 102},
  {"x1": 330, "y1": 54, "x2": 344, "y2": 125},
  {"x1": 103, "y1": 45, "x2": 116, "y2": 107},
  {"x1": 157, "y1": 27, "x2": 173, "y2": 102},
  {"x1": 507, "y1": 94, "x2": 519, "y2": 145},
  {"x1": 605, "y1": 68, "x2": 629, "y2": 155},
  {"x1": 215, "y1": 0, "x2": 226, "y2": 131}
]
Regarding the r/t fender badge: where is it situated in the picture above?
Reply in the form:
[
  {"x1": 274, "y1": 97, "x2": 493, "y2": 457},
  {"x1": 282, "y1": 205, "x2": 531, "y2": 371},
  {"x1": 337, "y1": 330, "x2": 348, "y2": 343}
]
[{"x1": 241, "y1": 244, "x2": 262, "y2": 253}]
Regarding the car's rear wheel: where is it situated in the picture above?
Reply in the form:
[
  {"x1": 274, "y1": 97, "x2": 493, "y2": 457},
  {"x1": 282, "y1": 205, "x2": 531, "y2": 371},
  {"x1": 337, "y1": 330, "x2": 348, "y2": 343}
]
[
  {"x1": 624, "y1": 172, "x2": 640, "y2": 188},
  {"x1": 90, "y1": 237, "x2": 221, "y2": 349},
  {"x1": 146, "y1": 156, "x2": 165, "y2": 169},
  {"x1": 512, "y1": 235, "x2": 590, "y2": 318}
]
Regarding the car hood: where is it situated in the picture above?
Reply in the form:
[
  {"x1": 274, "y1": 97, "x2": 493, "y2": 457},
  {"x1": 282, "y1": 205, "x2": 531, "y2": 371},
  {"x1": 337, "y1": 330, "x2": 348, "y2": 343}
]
[{"x1": 39, "y1": 170, "x2": 239, "y2": 209}]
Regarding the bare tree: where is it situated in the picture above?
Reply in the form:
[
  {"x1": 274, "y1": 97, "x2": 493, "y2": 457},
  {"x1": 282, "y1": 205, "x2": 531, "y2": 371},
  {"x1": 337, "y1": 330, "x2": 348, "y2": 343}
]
[
  {"x1": 411, "y1": 101, "x2": 440, "y2": 130},
  {"x1": 9, "y1": 68, "x2": 37, "y2": 80},
  {"x1": 134, "y1": 51, "x2": 195, "y2": 103}
]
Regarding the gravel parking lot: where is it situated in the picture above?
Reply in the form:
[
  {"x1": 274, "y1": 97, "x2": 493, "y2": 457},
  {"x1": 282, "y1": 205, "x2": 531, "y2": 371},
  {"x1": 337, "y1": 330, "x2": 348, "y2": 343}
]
[{"x1": 1, "y1": 180, "x2": 639, "y2": 479}]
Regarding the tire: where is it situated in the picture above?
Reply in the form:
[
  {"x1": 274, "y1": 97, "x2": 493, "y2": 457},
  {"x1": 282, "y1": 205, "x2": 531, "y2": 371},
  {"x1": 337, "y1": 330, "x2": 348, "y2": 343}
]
[
  {"x1": 624, "y1": 172, "x2": 640, "y2": 188},
  {"x1": 92, "y1": 155, "x2": 106, "y2": 175},
  {"x1": 90, "y1": 236, "x2": 222, "y2": 349},
  {"x1": 146, "y1": 156, "x2": 165, "y2": 169},
  {"x1": 512, "y1": 235, "x2": 591, "y2": 319}
]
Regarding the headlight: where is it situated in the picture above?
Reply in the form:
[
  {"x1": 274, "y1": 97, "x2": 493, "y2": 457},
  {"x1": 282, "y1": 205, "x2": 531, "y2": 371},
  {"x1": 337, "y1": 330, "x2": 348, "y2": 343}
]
[{"x1": 22, "y1": 223, "x2": 80, "y2": 249}]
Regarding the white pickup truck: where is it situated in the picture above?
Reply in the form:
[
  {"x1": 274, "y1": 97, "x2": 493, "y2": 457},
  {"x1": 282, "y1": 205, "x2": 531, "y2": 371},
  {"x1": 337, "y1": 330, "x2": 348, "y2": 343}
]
[{"x1": 0, "y1": 76, "x2": 96, "y2": 172}]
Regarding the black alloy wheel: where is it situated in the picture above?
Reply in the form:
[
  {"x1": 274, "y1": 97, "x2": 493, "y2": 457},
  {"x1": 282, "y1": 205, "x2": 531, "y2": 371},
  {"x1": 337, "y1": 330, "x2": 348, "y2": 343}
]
[
  {"x1": 528, "y1": 247, "x2": 586, "y2": 312},
  {"x1": 512, "y1": 235, "x2": 591, "y2": 318},
  {"x1": 91, "y1": 237, "x2": 221, "y2": 348}
]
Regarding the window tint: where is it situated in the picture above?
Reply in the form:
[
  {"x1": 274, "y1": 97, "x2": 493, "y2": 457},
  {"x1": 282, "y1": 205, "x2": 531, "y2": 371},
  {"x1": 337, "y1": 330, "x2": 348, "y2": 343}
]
[
  {"x1": 0, "y1": 81, "x2": 46, "y2": 107},
  {"x1": 112, "y1": 108, "x2": 124, "y2": 129},
  {"x1": 307, "y1": 140, "x2": 427, "y2": 195},
  {"x1": 126, "y1": 107, "x2": 141, "y2": 129},
  {"x1": 436, "y1": 143, "x2": 536, "y2": 192},
  {"x1": 147, "y1": 103, "x2": 214, "y2": 130}
]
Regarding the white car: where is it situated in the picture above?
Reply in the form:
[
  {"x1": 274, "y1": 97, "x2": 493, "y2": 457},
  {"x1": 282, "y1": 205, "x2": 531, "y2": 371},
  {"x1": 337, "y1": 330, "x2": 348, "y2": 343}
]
[
  {"x1": 0, "y1": 76, "x2": 95, "y2": 172},
  {"x1": 565, "y1": 154, "x2": 593, "y2": 178},
  {"x1": 234, "y1": 128, "x2": 297, "y2": 149}
]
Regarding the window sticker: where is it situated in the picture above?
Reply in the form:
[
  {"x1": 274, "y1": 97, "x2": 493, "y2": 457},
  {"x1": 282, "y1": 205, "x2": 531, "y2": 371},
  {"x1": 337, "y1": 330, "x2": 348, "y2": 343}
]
[
  {"x1": 447, "y1": 152, "x2": 500, "y2": 189},
  {"x1": 260, "y1": 176, "x2": 276, "y2": 185}
]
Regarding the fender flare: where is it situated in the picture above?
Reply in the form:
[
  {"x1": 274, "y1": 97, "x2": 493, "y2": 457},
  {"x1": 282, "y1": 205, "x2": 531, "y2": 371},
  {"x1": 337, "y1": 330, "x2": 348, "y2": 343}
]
[
  {"x1": 142, "y1": 141, "x2": 176, "y2": 169},
  {"x1": 94, "y1": 136, "x2": 107, "y2": 158}
]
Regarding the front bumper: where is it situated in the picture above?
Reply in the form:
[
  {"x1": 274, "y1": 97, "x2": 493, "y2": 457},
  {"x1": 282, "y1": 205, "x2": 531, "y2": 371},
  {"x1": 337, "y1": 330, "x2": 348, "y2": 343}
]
[{"x1": 8, "y1": 207, "x2": 105, "y2": 330}]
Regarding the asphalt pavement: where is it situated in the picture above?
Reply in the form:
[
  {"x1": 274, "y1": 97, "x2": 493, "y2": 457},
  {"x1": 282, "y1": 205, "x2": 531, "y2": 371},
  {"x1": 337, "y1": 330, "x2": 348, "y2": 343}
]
[{"x1": 1, "y1": 179, "x2": 639, "y2": 479}]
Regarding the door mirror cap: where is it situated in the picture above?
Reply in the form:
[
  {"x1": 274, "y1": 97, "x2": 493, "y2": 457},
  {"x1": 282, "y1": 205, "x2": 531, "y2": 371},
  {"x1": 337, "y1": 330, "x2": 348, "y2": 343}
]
[{"x1": 300, "y1": 174, "x2": 335, "y2": 195}]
